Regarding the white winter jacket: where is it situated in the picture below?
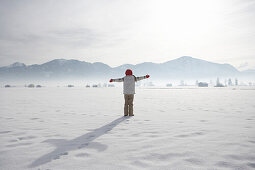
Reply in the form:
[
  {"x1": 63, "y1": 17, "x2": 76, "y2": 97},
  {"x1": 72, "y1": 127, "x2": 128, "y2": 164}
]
[{"x1": 112, "y1": 75, "x2": 147, "y2": 94}]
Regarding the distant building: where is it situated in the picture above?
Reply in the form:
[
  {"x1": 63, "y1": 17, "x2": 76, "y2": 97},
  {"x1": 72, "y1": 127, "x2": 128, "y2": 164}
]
[
  {"x1": 215, "y1": 78, "x2": 224, "y2": 87},
  {"x1": 228, "y1": 78, "x2": 233, "y2": 86},
  {"x1": 28, "y1": 84, "x2": 35, "y2": 88},
  {"x1": 108, "y1": 84, "x2": 115, "y2": 87},
  {"x1": 215, "y1": 83, "x2": 224, "y2": 87},
  {"x1": 5, "y1": 85, "x2": 11, "y2": 88},
  {"x1": 198, "y1": 82, "x2": 208, "y2": 87},
  {"x1": 166, "y1": 83, "x2": 172, "y2": 87},
  {"x1": 235, "y1": 78, "x2": 238, "y2": 86},
  {"x1": 216, "y1": 77, "x2": 220, "y2": 85}
]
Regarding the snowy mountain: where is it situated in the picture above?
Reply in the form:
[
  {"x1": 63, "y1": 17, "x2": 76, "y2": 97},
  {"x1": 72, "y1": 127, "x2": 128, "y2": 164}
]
[
  {"x1": 0, "y1": 56, "x2": 253, "y2": 81},
  {"x1": 242, "y1": 69, "x2": 255, "y2": 74},
  {"x1": 0, "y1": 59, "x2": 111, "y2": 81},
  {"x1": 114, "y1": 56, "x2": 240, "y2": 79},
  {"x1": 8, "y1": 62, "x2": 26, "y2": 68}
]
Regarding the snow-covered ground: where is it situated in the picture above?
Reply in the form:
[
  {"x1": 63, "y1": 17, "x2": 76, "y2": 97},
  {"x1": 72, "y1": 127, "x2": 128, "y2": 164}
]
[{"x1": 0, "y1": 87, "x2": 255, "y2": 170}]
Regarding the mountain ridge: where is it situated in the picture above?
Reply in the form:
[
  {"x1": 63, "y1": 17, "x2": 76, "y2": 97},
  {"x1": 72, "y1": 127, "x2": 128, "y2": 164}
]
[{"x1": 0, "y1": 56, "x2": 253, "y2": 81}]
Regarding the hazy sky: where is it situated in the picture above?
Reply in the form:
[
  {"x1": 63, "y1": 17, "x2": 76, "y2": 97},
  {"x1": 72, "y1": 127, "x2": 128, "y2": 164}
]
[{"x1": 0, "y1": 0, "x2": 255, "y2": 70}]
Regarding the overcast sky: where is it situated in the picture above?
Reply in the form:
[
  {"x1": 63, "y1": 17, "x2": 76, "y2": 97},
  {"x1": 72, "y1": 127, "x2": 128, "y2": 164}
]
[{"x1": 0, "y1": 0, "x2": 254, "y2": 70}]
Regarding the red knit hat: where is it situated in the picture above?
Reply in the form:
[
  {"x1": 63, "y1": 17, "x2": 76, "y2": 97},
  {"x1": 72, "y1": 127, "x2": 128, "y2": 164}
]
[{"x1": 125, "y1": 69, "x2": 133, "y2": 75}]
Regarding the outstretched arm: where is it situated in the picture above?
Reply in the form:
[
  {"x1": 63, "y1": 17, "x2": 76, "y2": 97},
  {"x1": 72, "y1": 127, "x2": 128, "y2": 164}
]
[
  {"x1": 136, "y1": 75, "x2": 150, "y2": 81},
  {"x1": 109, "y1": 78, "x2": 124, "y2": 82}
]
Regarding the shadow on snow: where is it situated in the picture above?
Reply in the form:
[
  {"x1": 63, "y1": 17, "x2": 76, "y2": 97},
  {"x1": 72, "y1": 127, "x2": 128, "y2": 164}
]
[{"x1": 29, "y1": 116, "x2": 129, "y2": 168}]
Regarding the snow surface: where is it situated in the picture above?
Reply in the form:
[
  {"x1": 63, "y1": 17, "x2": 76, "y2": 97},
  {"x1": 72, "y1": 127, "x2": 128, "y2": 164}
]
[{"x1": 0, "y1": 87, "x2": 255, "y2": 170}]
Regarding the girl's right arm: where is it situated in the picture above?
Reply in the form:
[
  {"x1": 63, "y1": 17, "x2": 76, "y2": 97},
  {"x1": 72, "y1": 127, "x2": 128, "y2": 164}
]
[{"x1": 110, "y1": 78, "x2": 124, "y2": 82}]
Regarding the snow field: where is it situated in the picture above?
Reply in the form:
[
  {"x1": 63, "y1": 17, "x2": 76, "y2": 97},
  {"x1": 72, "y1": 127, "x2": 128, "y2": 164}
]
[{"x1": 0, "y1": 87, "x2": 255, "y2": 170}]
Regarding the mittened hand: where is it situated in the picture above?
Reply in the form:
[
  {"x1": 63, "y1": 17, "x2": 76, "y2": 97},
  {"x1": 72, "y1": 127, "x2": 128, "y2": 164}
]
[
  {"x1": 109, "y1": 79, "x2": 113, "y2": 82},
  {"x1": 146, "y1": 75, "x2": 150, "y2": 78}
]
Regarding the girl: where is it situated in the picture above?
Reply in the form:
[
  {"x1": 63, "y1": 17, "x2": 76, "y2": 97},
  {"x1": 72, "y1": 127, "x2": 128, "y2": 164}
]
[{"x1": 110, "y1": 69, "x2": 150, "y2": 116}]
